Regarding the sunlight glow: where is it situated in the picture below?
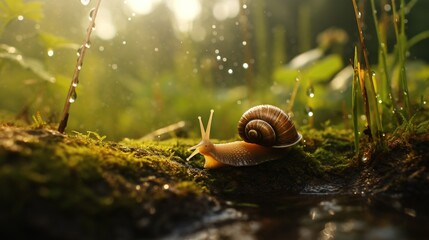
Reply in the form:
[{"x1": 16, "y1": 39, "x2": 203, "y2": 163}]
[
  {"x1": 167, "y1": 0, "x2": 201, "y2": 32},
  {"x1": 213, "y1": 0, "x2": 239, "y2": 21},
  {"x1": 95, "y1": 9, "x2": 117, "y2": 40},
  {"x1": 127, "y1": 0, "x2": 160, "y2": 15}
]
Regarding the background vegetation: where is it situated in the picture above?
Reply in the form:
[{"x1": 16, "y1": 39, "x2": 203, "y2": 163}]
[{"x1": 0, "y1": 0, "x2": 428, "y2": 140}]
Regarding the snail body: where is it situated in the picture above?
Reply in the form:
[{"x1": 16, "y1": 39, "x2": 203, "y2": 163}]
[{"x1": 187, "y1": 105, "x2": 302, "y2": 169}]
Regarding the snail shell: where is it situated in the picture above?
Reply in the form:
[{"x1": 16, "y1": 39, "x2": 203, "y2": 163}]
[{"x1": 238, "y1": 105, "x2": 302, "y2": 148}]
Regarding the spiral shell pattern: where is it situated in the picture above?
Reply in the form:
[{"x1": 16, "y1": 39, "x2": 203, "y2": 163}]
[{"x1": 237, "y1": 105, "x2": 302, "y2": 147}]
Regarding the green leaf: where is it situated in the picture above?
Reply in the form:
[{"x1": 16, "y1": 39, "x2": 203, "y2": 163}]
[
  {"x1": 38, "y1": 32, "x2": 80, "y2": 50},
  {"x1": 273, "y1": 54, "x2": 344, "y2": 85},
  {"x1": 305, "y1": 54, "x2": 343, "y2": 82},
  {"x1": 0, "y1": 44, "x2": 55, "y2": 83},
  {"x1": 272, "y1": 67, "x2": 299, "y2": 85}
]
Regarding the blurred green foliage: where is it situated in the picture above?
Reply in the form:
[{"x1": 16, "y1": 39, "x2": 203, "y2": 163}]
[{"x1": 0, "y1": 0, "x2": 427, "y2": 141}]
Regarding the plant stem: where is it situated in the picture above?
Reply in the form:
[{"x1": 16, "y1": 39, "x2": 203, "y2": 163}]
[
  {"x1": 352, "y1": 0, "x2": 384, "y2": 142},
  {"x1": 352, "y1": 47, "x2": 360, "y2": 153},
  {"x1": 398, "y1": 0, "x2": 410, "y2": 118},
  {"x1": 58, "y1": 0, "x2": 102, "y2": 133},
  {"x1": 351, "y1": 0, "x2": 372, "y2": 137},
  {"x1": 370, "y1": 0, "x2": 400, "y2": 124}
]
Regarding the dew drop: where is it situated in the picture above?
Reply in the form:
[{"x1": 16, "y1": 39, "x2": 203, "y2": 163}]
[
  {"x1": 47, "y1": 49, "x2": 54, "y2": 57},
  {"x1": 77, "y1": 46, "x2": 83, "y2": 57},
  {"x1": 306, "y1": 85, "x2": 315, "y2": 98},
  {"x1": 90, "y1": 22, "x2": 96, "y2": 30},
  {"x1": 81, "y1": 0, "x2": 91, "y2": 6},
  {"x1": 17, "y1": 15, "x2": 24, "y2": 21},
  {"x1": 214, "y1": 49, "x2": 219, "y2": 54},
  {"x1": 77, "y1": 65, "x2": 82, "y2": 71},
  {"x1": 122, "y1": 40, "x2": 127, "y2": 45},
  {"x1": 85, "y1": 41, "x2": 91, "y2": 48},
  {"x1": 89, "y1": 8, "x2": 95, "y2": 20},
  {"x1": 242, "y1": 4, "x2": 248, "y2": 9},
  {"x1": 216, "y1": 55, "x2": 221, "y2": 61},
  {"x1": 73, "y1": 77, "x2": 79, "y2": 87},
  {"x1": 358, "y1": 11, "x2": 362, "y2": 18},
  {"x1": 403, "y1": 91, "x2": 408, "y2": 96},
  {"x1": 163, "y1": 184, "x2": 170, "y2": 190},
  {"x1": 222, "y1": 57, "x2": 227, "y2": 62},
  {"x1": 242, "y1": 63, "x2": 249, "y2": 69},
  {"x1": 69, "y1": 91, "x2": 77, "y2": 103},
  {"x1": 376, "y1": 94, "x2": 382, "y2": 104},
  {"x1": 305, "y1": 106, "x2": 314, "y2": 117},
  {"x1": 242, "y1": 41, "x2": 247, "y2": 46},
  {"x1": 135, "y1": 185, "x2": 141, "y2": 191},
  {"x1": 228, "y1": 69, "x2": 233, "y2": 74}
]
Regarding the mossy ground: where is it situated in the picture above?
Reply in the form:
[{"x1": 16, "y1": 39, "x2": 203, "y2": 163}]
[{"x1": 0, "y1": 122, "x2": 427, "y2": 239}]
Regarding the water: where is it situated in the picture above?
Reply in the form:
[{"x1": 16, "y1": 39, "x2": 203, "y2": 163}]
[{"x1": 181, "y1": 194, "x2": 429, "y2": 240}]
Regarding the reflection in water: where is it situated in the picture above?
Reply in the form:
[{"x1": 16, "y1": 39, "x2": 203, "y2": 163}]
[{"x1": 183, "y1": 195, "x2": 429, "y2": 240}]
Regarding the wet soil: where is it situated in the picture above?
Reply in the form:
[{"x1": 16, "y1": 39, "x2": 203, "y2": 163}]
[{"x1": 0, "y1": 124, "x2": 428, "y2": 239}]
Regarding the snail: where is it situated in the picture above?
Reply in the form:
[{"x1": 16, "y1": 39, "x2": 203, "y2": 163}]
[{"x1": 186, "y1": 104, "x2": 302, "y2": 169}]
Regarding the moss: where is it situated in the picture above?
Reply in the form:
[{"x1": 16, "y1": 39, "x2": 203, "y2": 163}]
[
  {"x1": 0, "y1": 126, "x2": 214, "y2": 239},
  {"x1": 0, "y1": 123, "x2": 428, "y2": 238}
]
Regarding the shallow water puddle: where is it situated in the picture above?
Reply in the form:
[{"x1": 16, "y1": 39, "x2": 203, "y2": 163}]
[{"x1": 176, "y1": 194, "x2": 429, "y2": 240}]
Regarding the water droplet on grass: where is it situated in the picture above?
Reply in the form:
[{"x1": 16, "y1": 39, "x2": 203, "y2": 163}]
[
  {"x1": 306, "y1": 85, "x2": 315, "y2": 98},
  {"x1": 77, "y1": 46, "x2": 83, "y2": 57},
  {"x1": 69, "y1": 91, "x2": 77, "y2": 103},
  {"x1": 305, "y1": 106, "x2": 314, "y2": 117},
  {"x1": 89, "y1": 8, "x2": 96, "y2": 20}
]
